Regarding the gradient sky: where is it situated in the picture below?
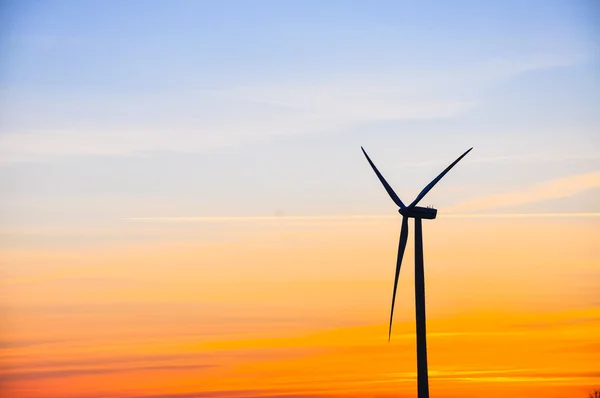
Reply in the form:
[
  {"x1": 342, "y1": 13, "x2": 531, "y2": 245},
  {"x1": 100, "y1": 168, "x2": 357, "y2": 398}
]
[{"x1": 1, "y1": 1, "x2": 599, "y2": 397}]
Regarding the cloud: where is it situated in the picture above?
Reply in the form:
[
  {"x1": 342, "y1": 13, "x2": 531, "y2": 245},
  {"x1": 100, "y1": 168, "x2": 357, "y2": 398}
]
[
  {"x1": 468, "y1": 152, "x2": 600, "y2": 166},
  {"x1": 7, "y1": 348, "x2": 318, "y2": 371},
  {"x1": 1, "y1": 364, "x2": 212, "y2": 382},
  {"x1": 0, "y1": 53, "x2": 583, "y2": 162},
  {"x1": 126, "y1": 215, "x2": 395, "y2": 223},
  {"x1": 387, "y1": 368, "x2": 600, "y2": 382},
  {"x1": 128, "y1": 392, "x2": 260, "y2": 398},
  {"x1": 0, "y1": 338, "x2": 67, "y2": 349},
  {"x1": 448, "y1": 171, "x2": 600, "y2": 212},
  {"x1": 0, "y1": 88, "x2": 471, "y2": 163},
  {"x1": 442, "y1": 212, "x2": 600, "y2": 218},
  {"x1": 128, "y1": 392, "x2": 322, "y2": 398},
  {"x1": 125, "y1": 213, "x2": 600, "y2": 223},
  {"x1": 363, "y1": 149, "x2": 600, "y2": 171},
  {"x1": 5, "y1": 353, "x2": 204, "y2": 369},
  {"x1": 510, "y1": 317, "x2": 600, "y2": 330}
]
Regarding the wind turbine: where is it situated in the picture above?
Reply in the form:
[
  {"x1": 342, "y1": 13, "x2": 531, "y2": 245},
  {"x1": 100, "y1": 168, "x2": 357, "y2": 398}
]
[{"x1": 361, "y1": 146, "x2": 473, "y2": 398}]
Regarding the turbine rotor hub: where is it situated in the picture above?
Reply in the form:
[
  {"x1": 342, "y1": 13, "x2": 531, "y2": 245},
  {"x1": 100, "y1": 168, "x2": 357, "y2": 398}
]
[{"x1": 399, "y1": 206, "x2": 438, "y2": 220}]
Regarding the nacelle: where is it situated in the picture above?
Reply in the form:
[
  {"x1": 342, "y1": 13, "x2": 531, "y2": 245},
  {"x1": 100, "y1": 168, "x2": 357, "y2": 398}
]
[{"x1": 399, "y1": 206, "x2": 437, "y2": 220}]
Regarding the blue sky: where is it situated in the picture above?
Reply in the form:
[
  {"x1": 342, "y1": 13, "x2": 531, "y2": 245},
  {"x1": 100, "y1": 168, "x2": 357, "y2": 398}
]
[{"x1": 0, "y1": 0, "x2": 599, "y2": 239}]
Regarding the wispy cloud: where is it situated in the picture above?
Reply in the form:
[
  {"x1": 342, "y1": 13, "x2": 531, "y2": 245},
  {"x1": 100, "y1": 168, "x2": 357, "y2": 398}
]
[
  {"x1": 0, "y1": 89, "x2": 470, "y2": 163},
  {"x1": 127, "y1": 215, "x2": 395, "y2": 222},
  {"x1": 0, "y1": 54, "x2": 584, "y2": 162},
  {"x1": 511, "y1": 317, "x2": 600, "y2": 330},
  {"x1": 468, "y1": 152, "x2": 600, "y2": 165},
  {"x1": 378, "y1": 150, "x2": 600, "y2": 170},
  {"x1": 1, "y1": 364, "x2": 212, "y2": 382},
  {"x1": 128, "y1": 392, "x2": 321, "y2": 398},
  {"x1": 384, "y1": 368, "x2": 600, "y2": 383},
  {"x1": 448, "y1": 171, "x2": 600, "y2": 212},
  {"x1": 0, "y1": 338, "x2": 68, "y2": 349},
  {"x1": 126, "y1": 213, "x2": 600, "y2": 223}
]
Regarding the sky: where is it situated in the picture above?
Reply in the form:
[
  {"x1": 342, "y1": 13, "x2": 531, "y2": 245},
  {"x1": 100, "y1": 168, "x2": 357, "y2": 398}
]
[{"x1": 0, "y1": 1, "x2": 599, "y2": 397}]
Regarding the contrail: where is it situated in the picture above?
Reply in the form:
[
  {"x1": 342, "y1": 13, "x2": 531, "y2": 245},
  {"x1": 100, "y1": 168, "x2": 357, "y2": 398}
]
[
  {"x1": 126, "y1": 213, "x2": 600, "y2": 222},
  {"x1": 443, "y1": 212, "x2": 600, "y2": 218}
]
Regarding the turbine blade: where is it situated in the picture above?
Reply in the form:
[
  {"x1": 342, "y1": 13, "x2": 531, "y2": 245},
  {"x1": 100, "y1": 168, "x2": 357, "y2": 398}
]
[
  {"x1": 361, "y1": 147, "x2": 406, "y2": 209},
  {"x1": 389, "y1": 216, "x2": 409, "y2": 341},
  {"x1": 408, "y1": 147, "x2": 473, "y2": 208}
]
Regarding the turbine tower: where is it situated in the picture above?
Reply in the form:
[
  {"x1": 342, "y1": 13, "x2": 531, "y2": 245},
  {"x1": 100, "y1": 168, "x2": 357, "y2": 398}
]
[{"x1": 361, "y1": 146, "x2": 473, "y2": 398}]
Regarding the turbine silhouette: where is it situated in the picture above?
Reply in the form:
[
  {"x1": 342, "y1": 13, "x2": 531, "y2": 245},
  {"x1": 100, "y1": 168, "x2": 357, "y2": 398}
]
[{"x1": 361, "y1": 146, "x2": 473, "y2": 398}]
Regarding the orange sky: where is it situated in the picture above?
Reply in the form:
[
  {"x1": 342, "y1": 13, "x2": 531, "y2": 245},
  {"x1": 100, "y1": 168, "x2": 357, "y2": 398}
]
[
  {"x1": 2, "y1": 216, "x2": 598, "y2": 397},
  {"x1": 2, "y1": 2, "x2": 599, "y2": 397}
]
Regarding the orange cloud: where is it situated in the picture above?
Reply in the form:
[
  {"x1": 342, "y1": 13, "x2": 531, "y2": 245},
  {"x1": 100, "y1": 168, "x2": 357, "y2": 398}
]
[{"x1": 448, "y1": 171, "x2": 600, "y2": 212}]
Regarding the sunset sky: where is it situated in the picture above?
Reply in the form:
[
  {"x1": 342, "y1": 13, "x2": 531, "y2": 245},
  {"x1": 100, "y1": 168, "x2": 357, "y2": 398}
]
[{"x1": 1, "y1": 1, "x2": 599, "y2": 397}]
